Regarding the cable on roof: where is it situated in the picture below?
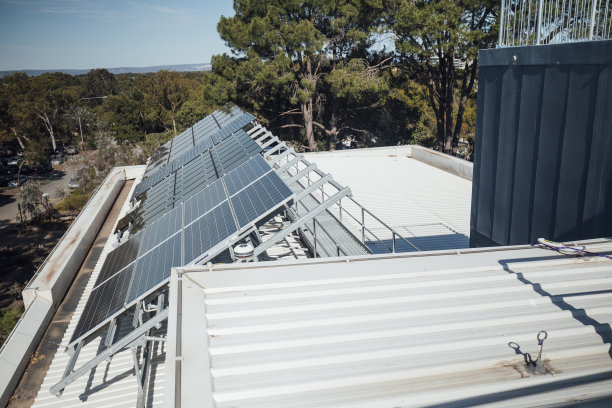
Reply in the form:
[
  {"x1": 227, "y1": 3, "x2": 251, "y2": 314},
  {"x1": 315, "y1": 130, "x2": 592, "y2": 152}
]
[{"x1": 537, "y1": 238, "x2": 612, "y2": 260}]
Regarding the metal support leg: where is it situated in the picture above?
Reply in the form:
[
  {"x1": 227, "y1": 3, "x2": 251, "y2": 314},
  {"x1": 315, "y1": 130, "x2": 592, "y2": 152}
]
[
  {"x1": 55, "y1": 342, "x2": 82, "y2": 396},
  {"x1": 132, "y1": 301, "x2": 142, "y2": 328},
  {"x1": 104, "y1": 318, "x2": 117, "y2": 347},
  {"x1": 50, "y1": 309, "x2": 168, "y2": 396}
]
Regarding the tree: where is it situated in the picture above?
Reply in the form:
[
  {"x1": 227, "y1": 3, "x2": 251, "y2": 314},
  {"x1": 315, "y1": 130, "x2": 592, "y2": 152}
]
[
  {"x1": 218, "y1": 1, "x2": 327, "y2": 151},
  {"x1": 83, "y1": 68, "x2": 117, "y2": 100},
  {"x1": 316, "y1": 0, "x2": 389, "y2": 150},
  {"x1": 0, "y1": 73, "x2": 34, "y2": 149},
  {"x1": 389, "y1": 0, "x2": 497, "y2": 154},
  {"x1": 217, "y1": 1, "x2": 390, "y2": 151},
  {"x1": 28, "y1": 73, "x2": 80, "y2": 151},
  {"x1": 143, "y1": 71, "x2": 189, "y2": 136}
]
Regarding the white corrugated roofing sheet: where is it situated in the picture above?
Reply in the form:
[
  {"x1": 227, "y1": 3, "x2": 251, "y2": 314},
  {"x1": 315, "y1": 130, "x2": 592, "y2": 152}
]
[
  {"x1": 304, "y1": 147, "x2": 472, "y2": 251},
  {"x1": 168, "y1": 240, "x2": 612, "y2": 407}
]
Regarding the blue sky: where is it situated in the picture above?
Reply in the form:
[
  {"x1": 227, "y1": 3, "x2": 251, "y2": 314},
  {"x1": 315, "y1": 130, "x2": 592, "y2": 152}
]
[{"x1": 0, "y1": 0, "x2": 235, "y2": 70}]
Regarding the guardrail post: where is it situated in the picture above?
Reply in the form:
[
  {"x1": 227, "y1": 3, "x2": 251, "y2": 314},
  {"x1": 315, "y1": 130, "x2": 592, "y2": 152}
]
[
  {"x1": 361, "y1": 208, "x2": 365, "y2": 242},
  {"x1": 499, "y1": 0, "x2": 506, "y2": 46},
  {"x1": 589, "y1": 0, "x2": 598, "y2": 40},
  {"x1": 536, "y1": 0, "x2": 544, "y2": 44},
  {"x1": 313, "y1": 219, "x2": 317, "y2": 258}
]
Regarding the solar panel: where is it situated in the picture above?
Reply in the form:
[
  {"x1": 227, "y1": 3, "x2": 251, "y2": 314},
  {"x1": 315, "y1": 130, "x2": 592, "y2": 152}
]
[
  {"x1": 225, "y1": 155, "x2": 270, "y2": 195},
  {"x1": 132, "y1": 113, "x2": 253, "y2": 200},
  {"x1": 70, "y1": 264, "x2": 134, "y2": 342},
  {"x1": 127, "y1": 233, "x2": 182, "y2": 303},
  {"x1": 183, "y1": 201, "x2": 237, "y2": 264},
  {"x1": 94, "y1": 232, "x2": 142, "y2": 286},
  {"x1": 184, "y1": 178, "x2": 226, "y2": 225},
  {"x1": 70, "y1": 108, "x2": 294, "y2": 349},
  {"x1": 139, "y1": 205, "x2": 183, "y2": 254},
  {"x1": 230, "y1": 171, "x2": 293, "y2": 228}
]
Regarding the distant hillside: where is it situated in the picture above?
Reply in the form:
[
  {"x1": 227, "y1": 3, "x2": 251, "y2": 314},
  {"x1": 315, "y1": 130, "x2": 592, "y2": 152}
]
[{"x1": 0, "y1": 63, "x2": 211, "y2": 78}]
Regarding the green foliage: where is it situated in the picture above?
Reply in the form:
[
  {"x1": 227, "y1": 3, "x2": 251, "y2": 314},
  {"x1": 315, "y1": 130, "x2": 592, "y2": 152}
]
[
  {"x1": 390, "y1": 0, "x2": 497, "y2": 153},
  {"x1": 0, "y1": 1, "x2": 488, "y2": 159},
  {"x1": 55, "y1": 189, "x2": 89, "y2": 212},
  {"x1": 0, "y1": 305, "x2": 24, "y2": 347}
]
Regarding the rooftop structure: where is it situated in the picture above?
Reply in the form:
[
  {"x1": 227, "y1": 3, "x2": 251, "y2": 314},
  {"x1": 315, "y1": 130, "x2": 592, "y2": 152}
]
[
  {"x1": 168, "y1": 239, "x2": 612, "y2": 407},
  {"x1": 1, "y1": 106, "x2": 480, "y2": 407},
  {"x1": 2, "y1": 44, "x2": 611, "y2": 405}
]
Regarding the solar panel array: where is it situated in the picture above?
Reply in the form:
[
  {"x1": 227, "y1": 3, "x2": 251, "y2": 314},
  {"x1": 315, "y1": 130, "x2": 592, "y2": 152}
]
[
  {"x1": 70, "y1": 154, "x2": 294, "y2": 346},
  {"x1": 135, "y1": 109, "x2": 255, "y2": 197},
  {"x1": 123, "y1": 129, "x2": 261, "y2": 232},
  {"x1": 143, "y1": 104, "x2": 245, "y2": 178}
]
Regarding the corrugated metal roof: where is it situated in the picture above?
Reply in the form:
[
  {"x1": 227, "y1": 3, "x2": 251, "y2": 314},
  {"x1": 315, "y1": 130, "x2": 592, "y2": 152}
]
[
  {"x1": 305, "y1": 147, "x2": 472, "y2": 251},
  {"x1": 168, "y1": 240, "x2": 612, "y2": 407},
  {"x1": 32, "y1": 173, "x2": 167, "y2": 408}
]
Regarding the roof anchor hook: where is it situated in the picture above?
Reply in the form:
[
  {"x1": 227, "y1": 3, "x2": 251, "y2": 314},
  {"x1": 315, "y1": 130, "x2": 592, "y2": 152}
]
[{"x1": 526, "y1": 330, "x2": 548, "y2": 375}]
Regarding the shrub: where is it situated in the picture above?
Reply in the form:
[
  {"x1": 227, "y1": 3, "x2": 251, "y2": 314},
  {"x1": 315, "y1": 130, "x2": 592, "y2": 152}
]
[
  {"x1": 0, "y1": 305, "x2": 24, "y2": 347},
  {"x1": 55, "y1": 189, "x2": 89, "y2": 212}
]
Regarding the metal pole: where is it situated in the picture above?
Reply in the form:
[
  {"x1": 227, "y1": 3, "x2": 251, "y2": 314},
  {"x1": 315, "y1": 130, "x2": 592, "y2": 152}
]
[
  {"x1": 392, "y1": 232, "x2": 396, "y2": 253},
  {"x1": 499, "y1": 0, "x2": 506, "y2": 46},
  {"x1": 537, "y1": 0, "x2": 545, "y2": 44},
  {"x1": 78, "y1": 112, "x2": 84, "y2": 153},
  {"x1": 313, "y1": 219, "x2": 317, "y2": 258},
  {"x1": 361, "y1": 207, "x2": 365, "y2": 242},
  {"x1": 589, "y1": 0, "x2": 598, "y2": 39}
]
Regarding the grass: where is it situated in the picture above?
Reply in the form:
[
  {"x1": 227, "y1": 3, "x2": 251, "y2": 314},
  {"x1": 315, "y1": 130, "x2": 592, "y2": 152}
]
[{"x1": 0, "y1": 305, "x2": 24, "y2": 347}]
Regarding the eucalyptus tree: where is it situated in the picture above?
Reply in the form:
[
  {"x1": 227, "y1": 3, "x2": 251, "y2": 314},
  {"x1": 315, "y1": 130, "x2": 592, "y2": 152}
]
[{"x1": 388, "y1": 0, "x2": 497, "y2": 154}]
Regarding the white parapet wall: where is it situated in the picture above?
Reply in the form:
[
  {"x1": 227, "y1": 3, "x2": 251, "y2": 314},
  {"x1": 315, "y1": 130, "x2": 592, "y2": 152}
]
[
  {"x1": 410, "y1": 145, "x2": 473, "y2": 180},
  {"x1": 0, "y1": 167, "x2": 127, "y2": 407}
]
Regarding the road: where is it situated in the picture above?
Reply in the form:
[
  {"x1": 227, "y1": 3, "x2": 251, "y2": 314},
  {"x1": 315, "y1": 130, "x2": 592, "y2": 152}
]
[{"x1": 0, "y1": 166, "x2": 75, "y2": 231}]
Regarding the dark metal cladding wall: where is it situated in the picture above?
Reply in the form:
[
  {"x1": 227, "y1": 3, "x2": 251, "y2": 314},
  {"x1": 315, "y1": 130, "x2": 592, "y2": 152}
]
[{"x1": 470, "y1": 40, "x2": 612, "y2": 247}]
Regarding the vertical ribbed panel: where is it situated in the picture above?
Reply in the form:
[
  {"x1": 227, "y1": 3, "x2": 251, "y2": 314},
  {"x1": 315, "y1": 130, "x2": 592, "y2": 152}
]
[{"x1": 471, "y1": 40, "x2": 612, "y2": 247}]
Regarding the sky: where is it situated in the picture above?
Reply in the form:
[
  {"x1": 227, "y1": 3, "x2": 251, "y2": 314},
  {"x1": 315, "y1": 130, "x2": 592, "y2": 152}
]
[{"x1": 0, "y1": 0, "x2": 235, "y2": 71}]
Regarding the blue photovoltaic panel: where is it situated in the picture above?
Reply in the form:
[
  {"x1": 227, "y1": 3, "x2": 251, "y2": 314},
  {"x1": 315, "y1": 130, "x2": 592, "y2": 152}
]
[
  {"x1": 230, "y1": 171, "x2": 293, "y2": 229},
  {"x1": 211, "y1": 113, "x2": 255, "y2": 144},
  {"x1": 70, "y1": 264, "x2": 134, "y2": 343},
  {"x1": 139, "y1": 205, "x2": 183, "y2": 255},
  {"x1": 71, "y1": 108, "x2": 297, "y2": 349},
  {"x1": 184, "y1": 178, "x2": 226, "y2": 225},
  {"x1": 225, "y1": 155, "x2": 271, "y2": 196},
  {"x1": 94, "y1": 231, "x2": 142, "y2": 287},
  {"x1": 127, "y1": 233, "x2": 182, "y2": 303},
  {"x1": 183, "y1": 201, "x2": 237, "y2": 264}
]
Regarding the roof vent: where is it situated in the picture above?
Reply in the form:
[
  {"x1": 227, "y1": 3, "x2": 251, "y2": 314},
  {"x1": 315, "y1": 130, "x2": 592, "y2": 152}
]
[{"x1": 233, "y1": 242, "x2": 254, "y2": 260}]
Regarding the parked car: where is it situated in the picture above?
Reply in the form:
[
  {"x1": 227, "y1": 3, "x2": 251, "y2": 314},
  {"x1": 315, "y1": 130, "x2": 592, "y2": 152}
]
[
  {"x1": 50, "y1": 154, "x2": 66, "y2": 165},
  {"x1": 8, "y1": 175, "x2": 27, "y2": 188},
  {"x1": 7, "y1": 156, "x2": 21, "y2": 166},
  {"x1": 68, "y1": 178, "x2": 79, "y2": 189}
]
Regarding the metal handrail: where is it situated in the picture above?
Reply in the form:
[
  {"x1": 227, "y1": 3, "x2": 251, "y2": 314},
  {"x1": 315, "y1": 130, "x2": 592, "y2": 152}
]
[{"x1": 499, "y1": 0, "x2": 611, "y2": 47}]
